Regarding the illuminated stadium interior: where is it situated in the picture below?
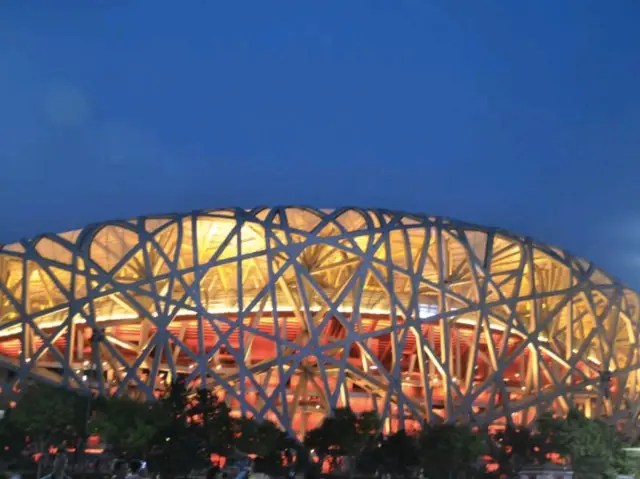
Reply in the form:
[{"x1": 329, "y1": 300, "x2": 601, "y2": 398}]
[{"x1": 0, "y1": 207, "x2": 639, "y2": 437}]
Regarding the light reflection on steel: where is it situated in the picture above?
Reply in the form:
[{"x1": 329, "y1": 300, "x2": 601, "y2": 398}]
[{"x1": 0, "y1": 207, "x2": 639, "y2": 437}]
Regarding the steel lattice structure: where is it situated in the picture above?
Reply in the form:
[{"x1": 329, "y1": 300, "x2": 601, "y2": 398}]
[{"x1": 1, "y1": 207, "x2": 639, "y2": 437}]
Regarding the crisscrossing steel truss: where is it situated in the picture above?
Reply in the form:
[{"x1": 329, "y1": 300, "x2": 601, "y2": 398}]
[{"x1": 0, "y1": 207, "x2": 639, "y2": 437}]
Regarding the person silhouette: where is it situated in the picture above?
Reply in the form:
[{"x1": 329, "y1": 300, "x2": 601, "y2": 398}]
[
  {"x1": 111, "y1": 459, "x2": 128, "y2": 479},
  {"x1": 42, "y1": 453, "x2": 70, "y2": 479}
]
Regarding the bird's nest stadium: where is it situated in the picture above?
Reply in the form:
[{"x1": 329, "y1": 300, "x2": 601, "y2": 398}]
[{"x1": 0, "y1": 207, "x2": 639, "y2": 437}]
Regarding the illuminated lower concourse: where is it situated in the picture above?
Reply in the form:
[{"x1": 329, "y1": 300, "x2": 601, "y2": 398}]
[{"x1": 0, "y1": 207, "x2": 639, "y2": 437}]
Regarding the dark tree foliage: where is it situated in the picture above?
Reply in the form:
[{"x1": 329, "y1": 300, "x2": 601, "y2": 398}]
[
  {"x1": 304, "y1": 408, "x2": 355, "y2": 469},
  {"x1": 233, "y1": 417, "x2": 291, "y2": 476},
  {"x1": 418, "y1": 423, "x2": 488, "y2": 479},
  {"x1": 378, "y1": 430, "x2": 419, "y2": 478},
  {"x1": 10, "y1": 382, "x2": 640, "y2": 479},
  {"x1": 189, "y1": 388, "x2": 234, "y2": 457},
  {"x1": 6, "y1": 384, "x2": 87, "y2": 477},
  {"x1": 234, "y1": 417, "x2": 285, "y2": 457},
  {"x1": 0, "y1": 406, "x2": 28, "y2": 467},
  {"x1": 537, "y1": 409, "x2": 634, "y2": 479},
  {"x1": 90, "y1": 382, "x2": 239, "y2": 477},
  {"x1": 488, "y1": 425, "x2": 548, "y2": 477},
  {"x1": 90, "y1": 395, "x2": 168, "y2": 459},
  {"x1": 146, "y1": 379, "x2": 210, "y2": 477},
  {"x1": 304, "y1": 408, "x2": 380, "y2": 474}
]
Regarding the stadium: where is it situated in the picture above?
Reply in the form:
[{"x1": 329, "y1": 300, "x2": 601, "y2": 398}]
[{"x1": 0, "y1": 206, "x2": 639, "y2": 438}]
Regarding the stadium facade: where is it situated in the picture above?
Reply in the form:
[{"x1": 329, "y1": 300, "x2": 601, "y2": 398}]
[{"x1": 0, "y1": 207, "x2": 639, "y2": 437}]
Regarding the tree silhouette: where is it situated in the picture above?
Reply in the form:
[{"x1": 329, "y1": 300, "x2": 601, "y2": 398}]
[
  {"x1": 537, "y1": 409, "x2": 633, "y2": 479},
  {"x1": 146, "y1": 379, "x2": 208, "y2": 477},
  {"x1": 379, "y1": 430, "x2": 418, "y2": 478},
  {"x1": 418, "y1": 423, "x2": 488, "y2": 479},
  {"x1": 489, "y1": 425, "x2": 547, "y2": 477},
  {"x1": 90, "y1": 395, "x2": 167, "y2": 459},
  {"x1": 305, "y1": 408, "x2": 380, "y2": 474},
  {"x1": 7, "y1": 384, "x2": 83, "y2": 478}
]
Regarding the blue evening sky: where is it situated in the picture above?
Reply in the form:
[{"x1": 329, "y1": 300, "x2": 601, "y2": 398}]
[{"x1": 1, "y1": 1, "x2": 639, "y2": 287}]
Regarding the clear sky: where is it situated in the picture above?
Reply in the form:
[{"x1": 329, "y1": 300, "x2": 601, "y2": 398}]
[{"x1": 1, "y1": 1, "x2": 639, "y2": 288}]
